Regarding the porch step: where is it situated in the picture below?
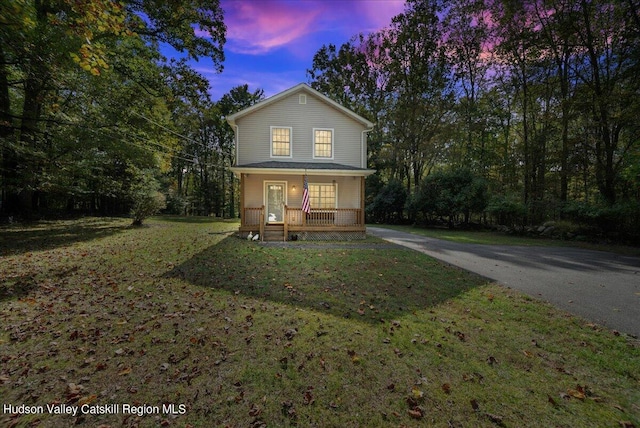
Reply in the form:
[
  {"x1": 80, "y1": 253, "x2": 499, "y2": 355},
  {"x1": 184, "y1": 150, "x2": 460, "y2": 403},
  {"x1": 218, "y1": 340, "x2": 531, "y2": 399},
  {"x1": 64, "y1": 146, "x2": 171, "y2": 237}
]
[{"x1": 262, "y1": 225, "x2": 285, "y2": 242}]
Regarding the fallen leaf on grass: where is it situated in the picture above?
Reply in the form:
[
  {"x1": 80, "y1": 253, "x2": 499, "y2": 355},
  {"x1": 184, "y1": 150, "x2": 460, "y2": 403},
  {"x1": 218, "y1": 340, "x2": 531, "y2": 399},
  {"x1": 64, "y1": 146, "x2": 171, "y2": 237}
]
[
  {"x1": 347, "y1": 350, "x2": 360, "y2": 364},
  {"x1": 408, "y1": 407, "x2": 423, "y2": 419},
  {"x1": 486, "y1": 413, "x2": 504, "y2": 425},
  {"x1": 411, "y1": 386, "x2": 424, "y2": 399},
  {"x1": 249, "y1": 403, "x2": 262, "y2": 417},
  {"x1": 303, "y1": 387, "x2": 315, "y2": 405},
  {"x1": 470, "y1": 399, "x2": 480, "y2": 411},
  {"x1": 118, "y1": 367, "x2": 132, "y2": 376},
  {"x1": 66, "y1": 383, "x2": 85, "y2": 402},
  {"x1": 77, "y1": 395, "x2": 97, "y2": 406},
  {"x1": 284, "y1": 328, "x2": 297, "y2": 340},
  {"x1": 567, "y1": 385, "x2": 587, "y2": 400},
  {"x1": 441, "y1": 383, "x2": 451, "y2": 394},
  {"x1": 281, "y1": 401, "x2": 296, "y2": 420}
]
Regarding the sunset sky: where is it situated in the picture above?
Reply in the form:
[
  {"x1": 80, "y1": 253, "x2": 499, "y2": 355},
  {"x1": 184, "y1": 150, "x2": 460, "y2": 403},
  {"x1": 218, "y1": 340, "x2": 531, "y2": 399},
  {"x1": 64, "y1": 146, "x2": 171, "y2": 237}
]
[{"x1": 191, "y1": 0, "x2": 406, "y2": 100}]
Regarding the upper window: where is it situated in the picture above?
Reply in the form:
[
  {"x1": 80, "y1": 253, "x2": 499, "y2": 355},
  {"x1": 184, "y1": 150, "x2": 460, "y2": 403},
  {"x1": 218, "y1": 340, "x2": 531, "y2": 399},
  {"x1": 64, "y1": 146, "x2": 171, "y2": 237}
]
[
  {"x1": 313, "y1": 128, "x2": 333, "y2": 159},
  {"x1": 309, "y1": 183, "x2": 336, "y2": 209},
  {"x1": 271, "y1": 127, "x2": 292, "y2": 157}
]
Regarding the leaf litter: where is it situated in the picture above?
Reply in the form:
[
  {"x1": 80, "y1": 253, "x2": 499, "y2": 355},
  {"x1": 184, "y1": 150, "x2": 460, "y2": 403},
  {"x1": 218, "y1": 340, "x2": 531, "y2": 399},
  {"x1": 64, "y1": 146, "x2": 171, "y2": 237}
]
[{"x1": 0, "y1": 218, "x2": 638, "y2": 427}]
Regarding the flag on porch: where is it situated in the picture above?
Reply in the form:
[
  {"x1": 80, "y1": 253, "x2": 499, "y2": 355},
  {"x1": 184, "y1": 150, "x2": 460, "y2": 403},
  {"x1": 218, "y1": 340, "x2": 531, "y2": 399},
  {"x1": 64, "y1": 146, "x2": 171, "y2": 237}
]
[{"x1": 302, "y1": 175, "x2": 310, "y2": 214}]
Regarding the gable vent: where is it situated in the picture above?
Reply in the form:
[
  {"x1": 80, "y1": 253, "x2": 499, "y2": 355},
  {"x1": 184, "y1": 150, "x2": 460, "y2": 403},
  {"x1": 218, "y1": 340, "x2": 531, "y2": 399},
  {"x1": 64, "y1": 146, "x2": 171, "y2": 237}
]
[{"x1": 299, "y1": 94, "x2": 307, "y2": 105}]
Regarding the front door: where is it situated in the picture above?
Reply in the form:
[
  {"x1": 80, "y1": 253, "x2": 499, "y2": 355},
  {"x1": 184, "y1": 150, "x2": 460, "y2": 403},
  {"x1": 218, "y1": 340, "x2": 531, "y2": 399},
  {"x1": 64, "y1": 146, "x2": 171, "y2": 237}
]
[{"x1": 265, "y1": 182, "x2": 286, "y2": 223}]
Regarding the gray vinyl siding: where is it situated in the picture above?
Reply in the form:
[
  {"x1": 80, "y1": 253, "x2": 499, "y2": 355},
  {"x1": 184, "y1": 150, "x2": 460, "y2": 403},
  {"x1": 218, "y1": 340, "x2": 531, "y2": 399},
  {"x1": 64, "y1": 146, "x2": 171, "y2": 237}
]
[
  {"x1": 243, "y1": 174, "x2": 360, "y2": 209},
  {"x1": 236, "y1": 89, "x2": 366, "y2": 168}
]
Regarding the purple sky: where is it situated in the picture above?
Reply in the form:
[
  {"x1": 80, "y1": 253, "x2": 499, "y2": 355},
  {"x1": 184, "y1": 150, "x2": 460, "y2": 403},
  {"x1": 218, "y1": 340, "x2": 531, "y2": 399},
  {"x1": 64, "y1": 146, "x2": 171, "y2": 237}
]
[{"x1": 190, "y1": 0, "x2": 406, "y2": 100}]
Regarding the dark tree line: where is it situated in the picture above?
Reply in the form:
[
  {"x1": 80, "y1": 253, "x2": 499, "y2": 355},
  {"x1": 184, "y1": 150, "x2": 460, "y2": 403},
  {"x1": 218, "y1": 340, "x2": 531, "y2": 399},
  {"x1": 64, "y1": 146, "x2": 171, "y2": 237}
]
[
  {"x1": 0, "y1": 1, "x2": 266, "y2": 223},
  {"x1": 309, "y1": 0, "x2": 640, "y2": 242},
  {"x1": 2, "y1": 0, "x2": 639, "y2": 242},
  {"x1": 168, "y1": 85, "x2": 263, "y2": 218}
]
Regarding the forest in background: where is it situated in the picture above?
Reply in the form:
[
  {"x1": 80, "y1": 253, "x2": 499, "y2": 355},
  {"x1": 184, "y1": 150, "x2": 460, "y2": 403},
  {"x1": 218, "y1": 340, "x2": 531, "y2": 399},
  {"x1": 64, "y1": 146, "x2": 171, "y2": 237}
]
[
  {"x1": 1, "y1": 0, "x2": 639, "y2": 243},
  {"x1": 309, "y1": 0, "x2": 640, "y2": 243},
  {"x1": 0, "y1": 0, "x2": 259, "y2": 222}
]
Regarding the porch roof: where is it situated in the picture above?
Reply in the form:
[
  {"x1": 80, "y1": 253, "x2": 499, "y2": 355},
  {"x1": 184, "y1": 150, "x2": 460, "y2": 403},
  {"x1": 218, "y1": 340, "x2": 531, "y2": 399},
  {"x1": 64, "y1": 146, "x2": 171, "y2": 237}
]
[{"x1": 231, "y1": 161, "x2": 375, "y2": 177}]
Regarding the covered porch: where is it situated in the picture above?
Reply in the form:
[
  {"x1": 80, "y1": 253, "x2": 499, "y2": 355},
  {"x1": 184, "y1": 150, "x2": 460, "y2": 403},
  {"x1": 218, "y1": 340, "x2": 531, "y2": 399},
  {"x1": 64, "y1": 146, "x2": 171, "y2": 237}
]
[{"x1": 231, "y1": 162, "x2": 374, "y2": 241}]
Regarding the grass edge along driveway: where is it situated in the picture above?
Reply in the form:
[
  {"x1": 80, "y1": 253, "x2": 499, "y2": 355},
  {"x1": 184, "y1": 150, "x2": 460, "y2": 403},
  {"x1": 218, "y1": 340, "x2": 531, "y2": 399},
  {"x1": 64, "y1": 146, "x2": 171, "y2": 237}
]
[
  {"x1": 367, "y1": 225, "x2": 640, "y2": 339},
  {"x1": 0, "y1": 217, "x2": 638, "y2": 427}
]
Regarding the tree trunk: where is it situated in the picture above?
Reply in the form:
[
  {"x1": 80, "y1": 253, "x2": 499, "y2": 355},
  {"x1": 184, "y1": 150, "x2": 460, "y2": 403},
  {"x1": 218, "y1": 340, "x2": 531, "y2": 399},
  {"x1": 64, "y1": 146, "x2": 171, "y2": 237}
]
[
  {"x1": 580, "y1": 0, "x2": 618, "y2": 205},
  {"x1": 0, "y1": 45, "x2": 17, "y2": 214}
]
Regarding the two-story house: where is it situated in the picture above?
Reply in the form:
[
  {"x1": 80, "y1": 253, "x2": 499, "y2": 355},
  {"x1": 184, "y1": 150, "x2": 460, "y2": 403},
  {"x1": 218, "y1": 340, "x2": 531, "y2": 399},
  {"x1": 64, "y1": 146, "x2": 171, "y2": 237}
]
[{"x1": 227, "y1": 83, "x2": 375, "y2": 241}]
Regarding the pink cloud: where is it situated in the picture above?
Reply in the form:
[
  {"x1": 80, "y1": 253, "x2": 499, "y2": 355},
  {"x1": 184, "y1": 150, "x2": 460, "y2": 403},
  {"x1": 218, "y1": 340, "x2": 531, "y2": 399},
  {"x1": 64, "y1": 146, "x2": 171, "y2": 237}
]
[
  {"x1": 198, "y1": 0, "x2": 406, "y2": 99},
  {"x1": 220, "y1": 0, "x2": 405, "y2": 55},
  {"x1": 222, "y1": 0, "x2": 321, "y2": 55},
  {"x1": 359, "y1": 0, "x2": 405, "y2": 32}
]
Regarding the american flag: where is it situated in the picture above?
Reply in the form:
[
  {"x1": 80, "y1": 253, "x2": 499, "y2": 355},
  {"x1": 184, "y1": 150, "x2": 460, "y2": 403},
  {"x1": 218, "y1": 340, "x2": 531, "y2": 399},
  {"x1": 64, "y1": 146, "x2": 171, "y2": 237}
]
[{"x1": 302, "y1": 175, "x2": 310, "y2": 214}]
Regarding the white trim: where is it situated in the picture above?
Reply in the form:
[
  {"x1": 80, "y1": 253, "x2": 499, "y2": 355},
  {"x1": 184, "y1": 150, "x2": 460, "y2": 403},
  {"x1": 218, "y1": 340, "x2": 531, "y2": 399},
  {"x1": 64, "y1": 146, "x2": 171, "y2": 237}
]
[
  {"x1": 361, "y1": 128, "x2": 372, "y2": 169},
  {"x1": 231, "y1": 124, "x2": 239, "y2": 165},
  {"x1": 270, "y1": 126, "x2": 293, "y2": 159},
  {"x1": 264, "y1": 180, "x2": 288, "y2": 223},
  {"x1": 312, "y1": 128, "x2": 334, "y2": 160},
  {"x1": 231, "y1": 166, "x2": 375, "y2": 177},
  {"x1": 299, "y1": 94, "x2": 307, "y2": 104}
]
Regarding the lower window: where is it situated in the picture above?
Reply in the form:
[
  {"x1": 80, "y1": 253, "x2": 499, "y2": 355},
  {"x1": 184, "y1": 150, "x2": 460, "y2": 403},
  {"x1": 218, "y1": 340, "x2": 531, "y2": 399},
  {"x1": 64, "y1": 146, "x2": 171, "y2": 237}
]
[{"x1": 309, "y1": 184, "x2": 336, "y2": 209}]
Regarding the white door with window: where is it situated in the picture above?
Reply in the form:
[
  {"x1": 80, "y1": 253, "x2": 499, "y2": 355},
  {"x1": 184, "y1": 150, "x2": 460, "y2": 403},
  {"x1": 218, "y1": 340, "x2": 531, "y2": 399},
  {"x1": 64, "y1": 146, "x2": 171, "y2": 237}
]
[{"x1": 265, "y1": 182, "x2": 286, "y2": 223}]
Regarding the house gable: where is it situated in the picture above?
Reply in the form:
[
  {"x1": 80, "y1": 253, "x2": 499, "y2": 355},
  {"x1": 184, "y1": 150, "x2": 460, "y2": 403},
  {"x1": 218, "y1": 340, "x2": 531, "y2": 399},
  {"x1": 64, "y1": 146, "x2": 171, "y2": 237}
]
[{"x1": 227, "y1": 84, "x2": 374, "y2": 170}]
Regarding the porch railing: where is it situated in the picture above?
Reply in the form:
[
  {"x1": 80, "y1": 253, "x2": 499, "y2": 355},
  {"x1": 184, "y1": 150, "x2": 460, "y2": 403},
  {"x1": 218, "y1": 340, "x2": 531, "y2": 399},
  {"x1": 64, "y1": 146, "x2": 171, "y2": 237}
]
[
  {"x1": 285, "y1": 207, "x2": 363, "y2": 227},
  {"x1": 243, "y1": 207, "x2": 263, "y2": 227},
  {"x1": 243, "y1": 206, "x2": 363, "y2": 231},
  {"x1": 243, "y1": 206, "x2": 265, "y2": 240}
]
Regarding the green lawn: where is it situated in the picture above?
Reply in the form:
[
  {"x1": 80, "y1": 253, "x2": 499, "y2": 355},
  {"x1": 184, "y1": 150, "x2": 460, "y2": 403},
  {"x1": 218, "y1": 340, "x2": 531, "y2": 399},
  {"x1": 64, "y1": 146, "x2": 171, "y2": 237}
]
[{"x1": 1, "y1": 217, "x2": 638, "y2": 427}]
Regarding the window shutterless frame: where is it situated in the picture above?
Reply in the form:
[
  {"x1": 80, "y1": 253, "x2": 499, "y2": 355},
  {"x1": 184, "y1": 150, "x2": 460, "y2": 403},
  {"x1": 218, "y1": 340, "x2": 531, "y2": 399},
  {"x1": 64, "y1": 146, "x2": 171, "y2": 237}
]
[
  {"x1": 270, "y1": 126, "x2": 293, "y2": 158},
  {"x1": 308, "y1": 183, "x2": 337, "y2": 209},
  {"x1": 312, "y1": 128, "x2": 334, "y2": 159}
]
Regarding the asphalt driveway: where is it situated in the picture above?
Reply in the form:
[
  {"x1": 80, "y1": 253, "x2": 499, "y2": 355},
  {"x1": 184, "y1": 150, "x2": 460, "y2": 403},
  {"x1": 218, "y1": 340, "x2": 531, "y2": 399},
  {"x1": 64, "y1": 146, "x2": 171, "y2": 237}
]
[{"x1": 367, "y1": 226, "x2": 640, "y2": 338}]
